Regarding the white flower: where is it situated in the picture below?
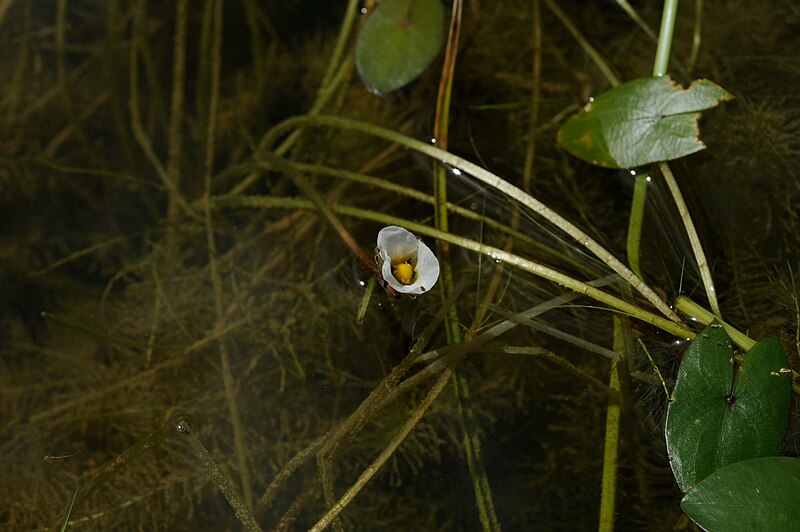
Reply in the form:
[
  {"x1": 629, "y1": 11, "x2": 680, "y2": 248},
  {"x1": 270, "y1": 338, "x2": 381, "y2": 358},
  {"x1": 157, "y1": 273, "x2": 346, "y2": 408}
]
[{"x1": 376, "y1": 225, "x2": 440, "y2": 295}]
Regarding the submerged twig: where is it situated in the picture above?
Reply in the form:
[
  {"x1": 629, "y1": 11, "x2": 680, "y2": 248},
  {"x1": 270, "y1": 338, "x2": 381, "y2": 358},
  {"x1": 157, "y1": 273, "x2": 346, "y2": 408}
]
[
  {"x1": 166, "y1": 0, "x2": 188, "y2": 232},
  {"x1": 175, "y1": 419, "x2": 262, "y2": 532},
  {"x1": 309, "y1": 360, "x2": 460, "y2": 532},
  {"x1": 129, "y1": 0, "x2": 197, "y2": 221},
  {"x1": 200, "y1": 0, "x2": 254, "y2": 511},
  {"x1": 260, "y1": 151, "x2": 398, "y2": 296}
]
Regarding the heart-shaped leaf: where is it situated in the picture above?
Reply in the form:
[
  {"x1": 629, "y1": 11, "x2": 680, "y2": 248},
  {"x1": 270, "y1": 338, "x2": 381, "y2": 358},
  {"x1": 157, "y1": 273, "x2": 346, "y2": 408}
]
[
  {"x1": 557, "y1": 76, "x2": 732, "y2": 168},
  {"x1": 355, "y1": 0, "x2": 445, "y2": 95},
  {"x1": 681, "y1": 457, "x2": 800, "y2": 531},
  {"x1": 665, "y1": 323, "x2": 792, "y2": 492}
]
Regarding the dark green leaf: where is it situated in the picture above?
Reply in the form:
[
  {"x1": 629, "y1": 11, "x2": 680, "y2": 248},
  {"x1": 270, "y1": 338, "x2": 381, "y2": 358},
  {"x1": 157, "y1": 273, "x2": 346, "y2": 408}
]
[
  {"x1": 665, "y1": 324, "x2": 792, "y2": 492},
  {"x1": 355, "y1": 0, "x2": 445, "y2": 94},
  {"x1": 681, "y1": 457, "x2": 800, "y2": 531},
  {"x1": 557, "y1": 76, "x2": 732, "y2": 168}
]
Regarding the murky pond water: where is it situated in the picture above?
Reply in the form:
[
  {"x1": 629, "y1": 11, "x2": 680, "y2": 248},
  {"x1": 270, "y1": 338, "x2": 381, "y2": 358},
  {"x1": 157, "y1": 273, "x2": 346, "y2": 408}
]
[{"x1": 1, "y1": 1, "x2": 798, "y2": 530}]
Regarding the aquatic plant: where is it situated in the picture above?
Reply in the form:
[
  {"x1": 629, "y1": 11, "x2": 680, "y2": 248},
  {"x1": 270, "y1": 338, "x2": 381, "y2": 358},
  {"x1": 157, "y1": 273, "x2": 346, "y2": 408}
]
[
  {"x1": 1, "y1": 0, "x2": 799, "y2": 531},
  {"x1": 376, "y1": 225, "x2": 440, "y2": 295}
]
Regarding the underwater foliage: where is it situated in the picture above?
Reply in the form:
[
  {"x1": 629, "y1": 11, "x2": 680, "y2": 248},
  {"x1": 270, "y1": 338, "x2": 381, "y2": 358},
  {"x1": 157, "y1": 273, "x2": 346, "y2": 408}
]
[{"x1": 0, "y1": 0, "x2": 798, "y2": 530}]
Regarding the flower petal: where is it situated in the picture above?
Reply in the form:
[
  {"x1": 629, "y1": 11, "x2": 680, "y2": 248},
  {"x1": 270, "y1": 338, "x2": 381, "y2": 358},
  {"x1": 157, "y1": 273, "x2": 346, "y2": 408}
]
[
  {"x1": 377, "y1": 226, "x2": 418, "y2": 265},
  {"x1": 409, "y1": 238, "x2": 440, "y2": 293},
  {"x1": 376, "y1": 225, "x2": 439, "y2": 295}
]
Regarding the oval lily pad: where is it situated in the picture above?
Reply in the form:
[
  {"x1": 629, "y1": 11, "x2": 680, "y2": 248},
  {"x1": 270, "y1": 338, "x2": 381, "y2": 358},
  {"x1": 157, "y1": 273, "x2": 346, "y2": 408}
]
[
  {"x1": 665, "y1": 323, "x2": 792, "y2": 493},
  {"x1": 681, "y1": 457, "x2": 800, "y2": 531},
  {"x1": 557, "y1": 76, "x2": 732, "y2": 168},
  {"x1": 355, "y1": 0, "x2": 445, "y2": 95}
]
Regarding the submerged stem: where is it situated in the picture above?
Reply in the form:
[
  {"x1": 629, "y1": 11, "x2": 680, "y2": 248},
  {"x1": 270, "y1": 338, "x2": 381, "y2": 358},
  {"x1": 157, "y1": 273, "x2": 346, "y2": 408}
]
[
  {"x1": 309, "y1": 362, "x2": 460, "y2": 532},
  {"x1": 659, "y1": 162, "x2": 721, "y2": 318},
  {"x1": 598, "y1": 319, "x2": 622, "y2": 531},
  {"x1": 214, "y1": 194, "x2": 695, "y2": 340},
  {"x1": 176, "y1": 419, "x2": 262, "y2": 531},
  {"x1": 653, "y1": 0, "x2": 679, "y2": 77},
  {"x1": 431, "y1": 2, "x2": 500, "y2": 529},
  {"x1": 675, "y1": 296, "x2": 754, "y2": 350},
  {"x1": 257, "y1": 114, "x2": 681, "y2": 323},
  {"x1": 201, "y1": 0, "x2": 253, "y2": 510}
]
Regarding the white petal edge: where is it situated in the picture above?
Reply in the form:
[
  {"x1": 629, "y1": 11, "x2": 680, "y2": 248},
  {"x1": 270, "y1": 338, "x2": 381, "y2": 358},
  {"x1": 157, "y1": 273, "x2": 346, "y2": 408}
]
[
  {"x1": 376, "y1": 226, "x2": 440, "y2": 295},
  {"x1": 377, "y1": 226, "x2": 418, "y2": 264}
]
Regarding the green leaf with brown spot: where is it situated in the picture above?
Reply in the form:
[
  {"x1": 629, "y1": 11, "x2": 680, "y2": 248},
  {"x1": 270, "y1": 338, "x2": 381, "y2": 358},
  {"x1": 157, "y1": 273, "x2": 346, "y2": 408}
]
[{"x1": 557, "y1": 76, "x2": 732, "y2": 168}]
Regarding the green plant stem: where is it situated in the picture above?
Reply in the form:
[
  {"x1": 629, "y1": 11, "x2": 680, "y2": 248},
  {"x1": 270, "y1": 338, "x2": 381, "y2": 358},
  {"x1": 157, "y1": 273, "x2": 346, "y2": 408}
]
[
  {"x1": 432, "y1": 2, "x2": 500, "y2": 529},
  {"x1": 431, "y1": 0, "x2": 460, "y2": 328},
  {"x1": 60, "y1": 487, "x2": 79, "y2": 532},
  {"x1": 176, "y1": 419, "x2": 262, "y2": 532},
  {"x1": 253, "y1": 436, "x2": 327, "y2": 520},
  {"x1": 675, "y1": 295, "x2": 755, "y2": 350},
  {"x1": 166, "y1": 0, "x2": 188, "y2": 233},
  {"x1": 687, "y1": 0, "x2": 702, "y2": 74},
  {"x1": 319, "y1": 0, "x2": 359, "y2": 91},
  {"x1": 598, "y1": 319, "x2": 623, "y2": 531},
  {"x1": 214, "y1": 194, "x2": 695, "y2": 340},
  {"x1": 201, "y1": 0, "x2": 254, "y2": 511},
  {"x1": 543, "y1": 0, "x2": 620, "y2": 85},
  {"x1": 273, "y1": 289, "x2": 457, "y2": 527},
  {"x1": 229, "y1": 1, "x2": 358, "y2": 197},
  {"x1": 653, "y1": 0, "x2": 679, "y2": 77},
  {"x1": 129, "y1": 0, "x2": 198, "y2": 221},
  {"x1": 309, "y1": 359, "x2": 462, "y2": 532},
  {"x1": 638, "y1": 338, "x2": 670, "y2": 400},
  {"x1": 659, "y1": 162, "x2": 721, "y2": 317},
  {"x1": 626, "y1": 0, "x2": 681, "y2": 284},
  {"x1": 627, "y1": 0, "x2": 721, "y2": 367},
  {"x1": 652, "y1": 3, "x2": 721, "y2": 317},
  {"x1": 490, "y1": 346, "x2": 617, "y2": 396},
  {"x1": 285, "y1": 162, "x2": 590, "y2": 274},
  {"x1": 523, "y1": 0, "x2": 542, "y2": 194},
  {"x1": 256, "y1": 114, "x2": 681, "y2": 323},
  {"x1": 355, "y1": 276, "x2": 376, "y2": 325},
  {"x1": 614, "y1": 0, "x2": 657, "y2": 40},
  {"x1": 487, "y1": 305, "x2": 619, "y2": 361},
  {"x1": 241, "y1": 0, "x2": 267, "y2": 78},
  {"x1": 257, "y1": 153, "x2": 388, "y2": 291},
  {"x1": 626, "y1": 173, "x2": 648, "y2": 279},
  {"x1": 57, "y1": 424, "x2": 171, "y2": 528}
]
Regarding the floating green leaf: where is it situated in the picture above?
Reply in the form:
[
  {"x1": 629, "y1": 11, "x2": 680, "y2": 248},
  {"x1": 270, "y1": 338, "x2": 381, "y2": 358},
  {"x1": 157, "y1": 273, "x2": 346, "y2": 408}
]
[
  {"x1": 355, "y1": 0, "x2": 445, "y2": 95},
  {"x1": 665, "y1": 323, "x2": 791, "y2": 493},
  {"x1": 681, "y1": 457, "x2": 800, "y2": 531},
  {"x1": 557, "y1": 76, "x2": 732, "y2": 168}
]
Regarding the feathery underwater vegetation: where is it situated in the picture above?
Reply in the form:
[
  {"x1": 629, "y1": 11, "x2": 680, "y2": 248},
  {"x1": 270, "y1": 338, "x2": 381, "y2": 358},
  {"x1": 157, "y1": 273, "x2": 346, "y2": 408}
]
[{"x1": 1, "y1": 0, "x2": 800, "y2": 530}]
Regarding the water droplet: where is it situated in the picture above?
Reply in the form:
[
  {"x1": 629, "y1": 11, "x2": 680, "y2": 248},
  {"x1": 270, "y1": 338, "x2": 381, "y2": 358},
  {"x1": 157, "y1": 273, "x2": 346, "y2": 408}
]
[{"x1": 175, "y1": 418, "x2": 192, "y2": 435}]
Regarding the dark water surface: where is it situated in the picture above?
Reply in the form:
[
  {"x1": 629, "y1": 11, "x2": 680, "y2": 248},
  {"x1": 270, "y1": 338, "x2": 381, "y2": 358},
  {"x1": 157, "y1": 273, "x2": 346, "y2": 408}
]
[{"x1": 1, "y1": 1, "x2": 799, "y2": 530}]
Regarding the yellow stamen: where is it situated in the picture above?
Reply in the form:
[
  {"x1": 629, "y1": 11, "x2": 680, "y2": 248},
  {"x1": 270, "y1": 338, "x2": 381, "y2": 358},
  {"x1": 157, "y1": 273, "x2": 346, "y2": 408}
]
[{"x1": 392, "y1": 262, "x2": 415, "y2": 285}]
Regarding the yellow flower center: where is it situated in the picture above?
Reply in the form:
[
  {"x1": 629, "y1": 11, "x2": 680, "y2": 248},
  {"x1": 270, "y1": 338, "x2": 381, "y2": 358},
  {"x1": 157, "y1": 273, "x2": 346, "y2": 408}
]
[{"x1": 392, "y1": 262, "x2": 415, "y2": 285}]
